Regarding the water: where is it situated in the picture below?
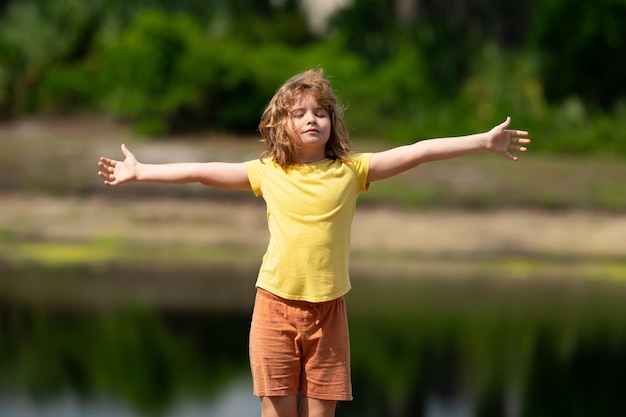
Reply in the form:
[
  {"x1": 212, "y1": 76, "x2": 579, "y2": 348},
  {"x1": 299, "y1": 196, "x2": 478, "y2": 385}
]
[
  {"x1": 2, "y1": 265, "x2": 626, "y2": 417},
  {"x1": 0, "y1": 379, "x2": 260, "y2": 417}
]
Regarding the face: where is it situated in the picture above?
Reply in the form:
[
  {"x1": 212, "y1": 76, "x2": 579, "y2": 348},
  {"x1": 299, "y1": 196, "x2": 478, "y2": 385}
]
[{"x1": 289, "y1": 93, "x2": 331, "y2": 161}]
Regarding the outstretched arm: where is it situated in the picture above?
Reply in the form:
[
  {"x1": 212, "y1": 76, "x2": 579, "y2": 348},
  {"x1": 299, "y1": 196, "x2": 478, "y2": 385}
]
[
  {"x1": 368, "y1": 117, "x2": 530, "y2": 183},
  {"x1": 98, "y1": 144, "x2": 251, "y2": 190}
]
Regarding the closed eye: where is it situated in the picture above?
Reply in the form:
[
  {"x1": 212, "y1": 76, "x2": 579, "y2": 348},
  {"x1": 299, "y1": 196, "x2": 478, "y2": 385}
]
[{"x1": 290, "y1": 107, "x2": 329, "y2": 118}]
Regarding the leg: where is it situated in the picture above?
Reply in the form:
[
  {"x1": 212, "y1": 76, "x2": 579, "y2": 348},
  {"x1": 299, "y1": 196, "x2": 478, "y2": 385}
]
[
  {"x1": 299, "y1": 396, "x2": 336, "y2": 417},
  {"x1": 260, "y1": 395, "x2": 299, "y2": 417}
]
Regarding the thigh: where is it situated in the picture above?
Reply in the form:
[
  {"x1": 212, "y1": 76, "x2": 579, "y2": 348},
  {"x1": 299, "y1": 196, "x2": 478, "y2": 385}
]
[
  {"x1": 300, "y1": 297, "x2": 352, "y2": 401},
  {"x1": 250, "y1": 290, "x2": 301, "y2": 397}
]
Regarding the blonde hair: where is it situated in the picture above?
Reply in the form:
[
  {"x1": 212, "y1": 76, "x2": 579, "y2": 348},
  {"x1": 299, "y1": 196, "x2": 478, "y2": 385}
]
[{"x1": 258, "y1": 68, "x2": 352, "y2": 168}]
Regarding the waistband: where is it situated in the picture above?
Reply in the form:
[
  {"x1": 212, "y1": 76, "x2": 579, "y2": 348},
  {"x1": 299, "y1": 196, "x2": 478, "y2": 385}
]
[{"x1": 256, "y1": 287, "x2": 343, "y2": 308}]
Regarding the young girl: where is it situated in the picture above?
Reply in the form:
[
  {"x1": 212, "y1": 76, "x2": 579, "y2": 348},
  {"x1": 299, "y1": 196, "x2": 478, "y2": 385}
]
[{"x1": 98, "y1": 68, "x2": 530, "y2": 417}]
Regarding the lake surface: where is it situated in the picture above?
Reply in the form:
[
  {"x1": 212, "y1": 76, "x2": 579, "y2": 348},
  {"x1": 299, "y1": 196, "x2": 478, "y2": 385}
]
[{"x1": 2, "y1": 264, "x2": 626, "y2": 417}]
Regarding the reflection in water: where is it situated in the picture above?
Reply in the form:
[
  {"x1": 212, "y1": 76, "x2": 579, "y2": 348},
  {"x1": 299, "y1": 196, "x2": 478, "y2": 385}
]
[
  {"x1": 2, "y1": 266, "x2": 626, "y2": 417},
  {"x1": 0, "y1": 378, "x2": 259, "y2": 417},
  {"x1": 423, "y1": 394, "x2": 474, "y2": 417},
  {"x1": 0, "y1": 300, "x2": 254, "y2": 415}
]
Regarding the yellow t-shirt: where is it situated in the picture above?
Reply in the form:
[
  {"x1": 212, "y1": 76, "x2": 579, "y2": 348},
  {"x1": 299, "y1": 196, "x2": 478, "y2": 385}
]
[{"x1": 245, "y1": 154, "x2": 371, "y2": 302}]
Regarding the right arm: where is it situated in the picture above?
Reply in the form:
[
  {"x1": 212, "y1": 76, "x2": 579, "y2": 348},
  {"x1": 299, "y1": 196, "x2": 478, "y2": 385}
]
[{"x1": 98, "y1": 144, "x2": 251, "y2": 191}]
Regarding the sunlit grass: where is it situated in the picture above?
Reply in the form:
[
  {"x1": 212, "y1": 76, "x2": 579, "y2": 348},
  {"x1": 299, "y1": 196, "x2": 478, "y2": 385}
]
[
  {"x1": 4, "y1": 235, "x2": 624, "y2": 283},
  {"x1": 0, "y1": 238, "x2": 263, "y2": 267},
  {"x1": 350, "y1": 250, "x2": 626, "y2": 282},
  {"x1": 2, "y1": 241, "x2": 117, "y2": 267}
]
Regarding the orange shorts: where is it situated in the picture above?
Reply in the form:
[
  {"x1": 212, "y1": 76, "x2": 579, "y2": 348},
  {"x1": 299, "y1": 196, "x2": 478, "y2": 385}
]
[{"x1": 249, "y1": 288, "x2": 352, "y2": 401}]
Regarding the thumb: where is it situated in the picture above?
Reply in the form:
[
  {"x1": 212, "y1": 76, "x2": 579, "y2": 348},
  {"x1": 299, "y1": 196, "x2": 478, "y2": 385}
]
[
  {"x1": 121, "y1": 143, "x2": 132, "y2": 158},
  {"x1": 500, "y1": 116, "x2": 512, "y2": 129}
]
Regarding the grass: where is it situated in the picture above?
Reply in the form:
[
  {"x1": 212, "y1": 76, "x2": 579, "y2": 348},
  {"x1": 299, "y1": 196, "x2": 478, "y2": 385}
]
[
  {"x1": 1, "y1": 117, "x2": 626, "y2": 287},
  {"x1": 2, "y1": 240, "x2": 263, "y2": 267}
]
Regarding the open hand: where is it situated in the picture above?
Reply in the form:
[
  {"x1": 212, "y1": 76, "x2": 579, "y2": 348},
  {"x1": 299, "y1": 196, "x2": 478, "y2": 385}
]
[
  {"x1": 487, "y1": 117, "x2": 531, "y2": 161},
  {"x1": 98, "y1": 144, "x2": 138, "y2": 186}
]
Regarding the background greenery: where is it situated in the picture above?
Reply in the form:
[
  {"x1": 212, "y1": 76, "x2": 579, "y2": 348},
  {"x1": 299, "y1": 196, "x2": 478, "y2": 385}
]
[
  {"x1": 1, "y1": 0, "x2": 625, "y2": 154},
  {"x1": 2, "y1": 3, "x2": 626, "y2": 415}
]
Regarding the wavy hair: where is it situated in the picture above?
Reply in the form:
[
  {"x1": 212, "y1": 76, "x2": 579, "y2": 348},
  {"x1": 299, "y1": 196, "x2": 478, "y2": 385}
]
[{"x1": 258, "y1": 68, "x2": 352, "y2": 168}]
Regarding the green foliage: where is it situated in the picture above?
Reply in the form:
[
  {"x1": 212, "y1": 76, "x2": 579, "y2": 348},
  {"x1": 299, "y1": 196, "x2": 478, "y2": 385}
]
[
  {"x1": 0, "y1": 0, "x2": 102, "y2": 114},
  {"x1": 94, "y1": 10, "x2": 204, "y2": 134},
  {"x1": 342, "y1": 42, "x2": 432, "y2": 141},
  {"x1": 0, "y1": 0, "x2": 625, "y2": 154},
  {"x1": 91, "y1": 10, "x2": 314, "y2": 135},
  {"x1": 460, "y1": 44, "x2": 548, "y2": 130},
  {"x1": 36, "y1": 63, "x2": 99, "y2": 114},
  {"x1": 528, "y1": 0, "x2": 626, "y2": 109}
]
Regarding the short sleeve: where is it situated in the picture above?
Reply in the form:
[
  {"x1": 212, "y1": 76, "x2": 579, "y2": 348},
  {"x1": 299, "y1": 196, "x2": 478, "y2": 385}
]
[
  {"x1": 244, "y1": 159, "x2": 264, "y2": 197},
  {"x1": 350, "y1": 153, "x2": 372, "y2": 192}
]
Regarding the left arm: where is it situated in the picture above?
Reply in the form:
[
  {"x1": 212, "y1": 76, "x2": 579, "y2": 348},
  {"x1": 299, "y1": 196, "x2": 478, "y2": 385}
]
[{"x1": 368, "y1": 117, "x2": 530, "y2": 183}]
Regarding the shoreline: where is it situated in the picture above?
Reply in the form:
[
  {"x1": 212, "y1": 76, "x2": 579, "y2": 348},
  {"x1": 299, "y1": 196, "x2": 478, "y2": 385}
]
[
  {"x1": 2, "y1": 193, "x2": 625, "y2": 260},
  {"x1": 2, "y1": 193, "x2": 626, "y2": 309}
]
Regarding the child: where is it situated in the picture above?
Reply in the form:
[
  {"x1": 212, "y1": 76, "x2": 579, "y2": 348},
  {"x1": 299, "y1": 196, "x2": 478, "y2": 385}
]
[{"x1": 98, "y1": 68, "x2": 530, "y2": 417}]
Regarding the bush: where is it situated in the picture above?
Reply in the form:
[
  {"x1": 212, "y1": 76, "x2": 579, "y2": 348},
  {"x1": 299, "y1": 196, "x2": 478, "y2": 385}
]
[
  {"x1": 0, "y1": 1, "x2": 624, "y2": 157},
  {"x1": 93, "y1": 10, "x2": 204, "y2": 135},
  {"x1": 93, "y1": 10, "x2": 317, "y2": 135},
  {"x1": 0, "y1": 0, "x2": 100, "y2": 115}
]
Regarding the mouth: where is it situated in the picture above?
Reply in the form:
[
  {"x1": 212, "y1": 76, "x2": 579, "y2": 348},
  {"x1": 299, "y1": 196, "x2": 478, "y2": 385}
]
[{"x1": 304, "y1": 128, "x2": 319, "y2": 134}]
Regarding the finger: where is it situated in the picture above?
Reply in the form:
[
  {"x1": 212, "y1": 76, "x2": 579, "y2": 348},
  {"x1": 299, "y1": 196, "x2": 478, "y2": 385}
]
[
  {"x1": 98, "y1": 169, "x2": 115, "y2": 179},
  {"x1": 510, "y1": 137, "x2": 530, "y2": 145},
  {"x1": 98, "y1": 171, "x2": 112, "y2": 182},
  {"x1": 99, "y1": 157, "x2": 117, "y2": 167},
  {"x1": 121, "y1": 143, "x2": 132, "y2": 158},
  {"x1": 505, "y1": 152, "x2": 518, "y2": 161},
  {"x1": 98, "y1": 161, "x2": 110, "y2": 170},
  {"x1": 500, "y1": 116, "x2": 512, "y2": 129},
  {"x1": 505, "y1": 129, "x2": 529, "y2": 137},
  {"x1": 98, "y1": 163, "x2": 116, "y2": 175}
]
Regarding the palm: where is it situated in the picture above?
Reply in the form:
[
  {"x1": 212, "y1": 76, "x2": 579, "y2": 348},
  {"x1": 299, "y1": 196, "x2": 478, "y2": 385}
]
[
  {"x1": 98, "y1": 144, "x2": 138, "y2": 186},
  {"x1": 488, "y1": 117, "x2": 530, "y2": 161},
  {"x1": 489, "y1": 125, "x2": 513, "y2": 154},
  {"x1": 115, "y1": 157, "x2": 137, "y2": 183}
]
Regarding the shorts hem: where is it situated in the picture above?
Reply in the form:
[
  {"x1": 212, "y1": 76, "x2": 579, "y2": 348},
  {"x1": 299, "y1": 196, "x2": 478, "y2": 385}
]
[
  {"x1": 302, "y1": 391, "x2": 353, "y2": 401},
  {"x1": 254, "y1": 389, "x2": 299, "y2": 398},
  {"x1": 254, "y1": 392, "x2": 353, "y2": 402}
]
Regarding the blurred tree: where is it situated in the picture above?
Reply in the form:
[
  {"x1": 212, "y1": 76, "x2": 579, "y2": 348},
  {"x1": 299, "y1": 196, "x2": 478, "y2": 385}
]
[
  {"x1": 0, "y1": 0, "x2": 625, "y2": 152},
  {"x1": 528, "y1": 0, "x2": 626, "y2": 110},
  {"x1": 331, "y1": 0, "x2": 531, "y2": 101},
  {"x1": 0, "y1": 0, "x2": 111, "y2": 117},
  {"x1": 0, "y1": 0, "x2": 11, "y2": 14}
]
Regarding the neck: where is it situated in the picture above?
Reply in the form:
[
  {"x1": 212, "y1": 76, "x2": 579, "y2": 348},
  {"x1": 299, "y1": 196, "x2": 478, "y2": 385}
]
[{"x1": 297, "y1": 148, "x2": 327, "y2": 164}]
